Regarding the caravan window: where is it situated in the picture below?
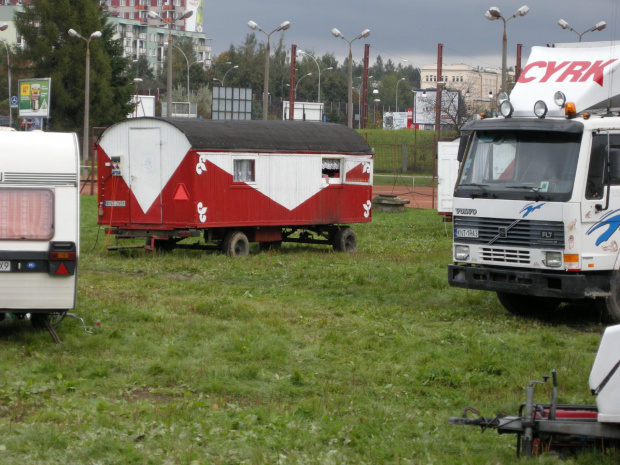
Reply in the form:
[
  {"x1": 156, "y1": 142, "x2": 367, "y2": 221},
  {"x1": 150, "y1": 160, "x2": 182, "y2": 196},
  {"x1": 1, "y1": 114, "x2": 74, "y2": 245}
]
[
  {"x1": 233, "y1": 159, "x2": 255, "y2": 183},
  {"x1": 0, "y1": 188, "x2": 54, "y2": 240}
]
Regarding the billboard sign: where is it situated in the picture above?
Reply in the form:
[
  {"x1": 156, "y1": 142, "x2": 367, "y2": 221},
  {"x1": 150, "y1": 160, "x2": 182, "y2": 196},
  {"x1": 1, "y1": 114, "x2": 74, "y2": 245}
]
[{"x1": 19, "y1": 78, "x2": 51, "y2": 118}]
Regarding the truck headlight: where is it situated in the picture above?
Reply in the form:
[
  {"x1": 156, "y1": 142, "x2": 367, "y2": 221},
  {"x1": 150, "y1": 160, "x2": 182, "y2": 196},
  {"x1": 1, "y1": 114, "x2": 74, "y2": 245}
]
[
  {"x1": 455, "y1": 245, "x2": 470, "y2": 261},
  {"x1": 544, "y1": 251, "x2": 562, "y2": 268}
]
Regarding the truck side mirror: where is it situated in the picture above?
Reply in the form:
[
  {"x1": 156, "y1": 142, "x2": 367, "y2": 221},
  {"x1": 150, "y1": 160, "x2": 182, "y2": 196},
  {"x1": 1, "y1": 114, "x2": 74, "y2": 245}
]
[
  {"x1": 609, "y1": 148, "x2": 620, "y2": 182},
  {"x1": 457, "y1": 134, "x2": 469, "y2": 162}
]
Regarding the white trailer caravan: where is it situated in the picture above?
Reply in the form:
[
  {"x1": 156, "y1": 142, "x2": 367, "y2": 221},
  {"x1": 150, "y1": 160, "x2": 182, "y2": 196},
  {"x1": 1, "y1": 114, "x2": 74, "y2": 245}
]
[
  {"x1": 448, "y1": 42, "x2": 620, "y2": 322},
  {"x1": 0, "y1": 131, "x2": 80, "y2": 334}
]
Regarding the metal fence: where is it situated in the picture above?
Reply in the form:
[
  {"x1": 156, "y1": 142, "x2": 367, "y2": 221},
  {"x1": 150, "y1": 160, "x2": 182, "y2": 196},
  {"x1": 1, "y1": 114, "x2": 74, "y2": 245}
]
[{"x1": 371, "y1": 140, "x2": 437, "y2": 175}]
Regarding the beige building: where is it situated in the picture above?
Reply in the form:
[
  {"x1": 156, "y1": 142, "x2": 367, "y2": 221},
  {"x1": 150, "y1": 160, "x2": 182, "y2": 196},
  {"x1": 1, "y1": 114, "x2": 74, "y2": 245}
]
[{"x1": 420, "y1": 63, "x2": 513, "y2": 112}]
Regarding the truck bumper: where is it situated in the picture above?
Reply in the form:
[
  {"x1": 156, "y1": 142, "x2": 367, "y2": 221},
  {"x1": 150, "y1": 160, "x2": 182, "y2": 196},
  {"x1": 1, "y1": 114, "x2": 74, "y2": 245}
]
[{"x1": 448, "y1": 264, "x2": 612, "y2": 299}]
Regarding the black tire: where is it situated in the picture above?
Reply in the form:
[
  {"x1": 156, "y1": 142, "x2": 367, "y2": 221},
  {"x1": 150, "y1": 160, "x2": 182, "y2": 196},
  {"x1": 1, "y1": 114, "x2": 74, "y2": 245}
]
[
  {"x1": 223, "y1": 231, "x2": 250, "y2": 257},
  {"x1": 596, "y1": 271, "x2": 620, "y2": 323},
  {"x1": 259, "y1": 241, "x2": 282, "y2": 252},
  {"x1": 496, "y1": 292, "x2": 561, "y2": 317},
  {"x1": 332, "y1": 227, "x2": 357, "y2": 253},
  {"x1": 153, "y1": 239, "x2": 176, "y2": 253}
]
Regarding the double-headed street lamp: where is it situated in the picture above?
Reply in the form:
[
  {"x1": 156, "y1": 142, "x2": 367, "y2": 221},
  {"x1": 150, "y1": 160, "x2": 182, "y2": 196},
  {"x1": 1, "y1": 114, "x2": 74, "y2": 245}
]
[
  {"x1": 222, "y1": 65, "x2": 238, "y2": 86},
  {"x1": 485, "y1": 5, "x2": 529, "y2": 93},
  {"x1": 212, "y1": 65, "x2": 238, "y2": 87},
  {"x1": 558, "y1": 19, "x2": 606, "y2": 42},
  {"x1": 295, "y1": 72, "x2": 312, "y2": 99},
  {"x1": 248, "y1": 20, "x2": 291, "y2": 120},
  {"x1": 68, "y1": 28, "x2": 102, "y2": 173},
  {"x1": 172, "y1": 45, "x2": 190, "y2": 99},
  {"x1": 148, "y1": 9, "x2": 193, "y2": 117},
  {"x1": 396, "y1": 77, "x2": 405, "y2": 112},
  {"x1": 331, "y1": 27, "x2": 370, "y2": 128},
  {"x1": 297, "y1": 50, "x2": 332, "y2": 103}
]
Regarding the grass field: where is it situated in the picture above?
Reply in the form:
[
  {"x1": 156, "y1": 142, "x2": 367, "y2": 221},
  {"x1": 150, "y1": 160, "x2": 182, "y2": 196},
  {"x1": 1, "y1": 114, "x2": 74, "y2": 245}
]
[{"x1": 0, "y1": 196, "x2": 614, "y2": 464}]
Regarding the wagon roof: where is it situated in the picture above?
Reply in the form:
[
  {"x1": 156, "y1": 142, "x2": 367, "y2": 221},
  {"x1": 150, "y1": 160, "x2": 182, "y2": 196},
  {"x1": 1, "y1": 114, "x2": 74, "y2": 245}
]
[{"x1": 124, "y1": 118, "x2": 373, "y2": 154}]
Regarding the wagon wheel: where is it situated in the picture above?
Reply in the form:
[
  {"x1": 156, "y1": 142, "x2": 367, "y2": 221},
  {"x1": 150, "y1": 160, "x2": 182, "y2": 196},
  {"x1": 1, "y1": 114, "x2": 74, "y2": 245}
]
[
  {"x1": 223, "y1": 230, "x2": 250, "y2": 257},
  {"x1": 332, "y1": 227, "x2": 357, "y2": 253}
]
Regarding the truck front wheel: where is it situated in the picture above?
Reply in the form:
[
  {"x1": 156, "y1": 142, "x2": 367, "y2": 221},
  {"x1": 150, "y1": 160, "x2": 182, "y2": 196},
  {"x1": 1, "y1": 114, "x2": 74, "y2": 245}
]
[
  {"x1": 596, "y1": 272, "x2": 620, "y2": 323},
  {"x1": 496, "y1": 292, "x2": 560, "y2": 317}
]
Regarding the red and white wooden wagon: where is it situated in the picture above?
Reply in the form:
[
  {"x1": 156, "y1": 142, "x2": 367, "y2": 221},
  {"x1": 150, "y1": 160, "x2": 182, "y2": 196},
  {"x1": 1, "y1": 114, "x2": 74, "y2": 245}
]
[{"x1": 96, "y1": 118, "x2": 374, "y2": 255}]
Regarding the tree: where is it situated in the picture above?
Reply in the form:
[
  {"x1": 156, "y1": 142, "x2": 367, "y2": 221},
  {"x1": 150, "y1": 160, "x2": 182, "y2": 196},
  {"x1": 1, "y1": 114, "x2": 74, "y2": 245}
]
[{"x1": 14, "y1": 1, "x2": 134, "y2": 131}]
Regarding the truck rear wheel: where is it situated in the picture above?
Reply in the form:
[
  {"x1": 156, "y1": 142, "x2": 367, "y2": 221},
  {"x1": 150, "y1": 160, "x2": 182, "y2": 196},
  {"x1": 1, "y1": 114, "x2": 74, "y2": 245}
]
[
  {"x1": 223, "y1": 231, "x2": 249, "y2": 257},
  {"x1": 595, "y1": 272, "x2": 620, "y2": 323},
  {"x1": 496, "y1": 292, "x2": 560, "y2": 317},
  {"x1": 332, "y1": 227, "x2": 357, "y2": 253}
]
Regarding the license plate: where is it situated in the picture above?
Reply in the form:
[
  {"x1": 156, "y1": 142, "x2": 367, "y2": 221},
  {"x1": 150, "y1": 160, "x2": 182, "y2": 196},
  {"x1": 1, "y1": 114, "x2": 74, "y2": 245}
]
[
  {"x1": 455, "y1": 229, "x2": 479, "y2": 238},
  {"x1": 0, "y1": 261, "x2": 10, "y2": 272}
]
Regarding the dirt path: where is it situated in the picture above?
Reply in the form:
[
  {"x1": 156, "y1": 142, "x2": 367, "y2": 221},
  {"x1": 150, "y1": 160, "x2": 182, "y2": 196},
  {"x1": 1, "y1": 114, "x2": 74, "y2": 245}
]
[{"x1": 372, "y1": 185, "x2": 435, "y2": 209}]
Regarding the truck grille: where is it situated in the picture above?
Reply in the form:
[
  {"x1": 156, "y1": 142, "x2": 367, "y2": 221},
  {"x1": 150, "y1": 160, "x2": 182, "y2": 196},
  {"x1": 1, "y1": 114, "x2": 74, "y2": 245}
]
[
  {"x1": 454, "y1": 216, "x2": 565, "y2": 249},
  {"x1": 480, "y1": 247, "x2": 530, "y2": 264}
]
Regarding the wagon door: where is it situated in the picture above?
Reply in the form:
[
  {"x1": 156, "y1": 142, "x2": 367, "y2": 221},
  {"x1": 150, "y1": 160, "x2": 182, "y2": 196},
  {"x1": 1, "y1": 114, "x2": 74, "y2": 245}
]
[{"x1": 128, "y1": 128, "x2": 162, "y2": 224}]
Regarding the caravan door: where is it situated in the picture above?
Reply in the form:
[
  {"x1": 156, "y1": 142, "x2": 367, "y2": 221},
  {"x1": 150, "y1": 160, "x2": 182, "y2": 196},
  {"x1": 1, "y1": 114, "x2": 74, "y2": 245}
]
[{"x1": 128, "y1": 128, "x2": 163, "y2": 224}]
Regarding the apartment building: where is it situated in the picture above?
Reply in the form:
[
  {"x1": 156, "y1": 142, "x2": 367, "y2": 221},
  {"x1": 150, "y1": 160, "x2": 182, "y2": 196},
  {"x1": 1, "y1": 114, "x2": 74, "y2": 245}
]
[{"x1": 0, "y1": 1, "x2": 211, "y2": 71}]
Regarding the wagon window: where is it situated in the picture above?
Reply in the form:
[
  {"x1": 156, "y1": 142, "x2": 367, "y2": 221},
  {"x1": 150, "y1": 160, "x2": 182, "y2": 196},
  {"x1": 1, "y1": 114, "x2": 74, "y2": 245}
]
[
  {"x1": 0, "y1": 188, "x2": 54, "y2": 240},
  {"x1": 322, "y1": 158, "x2": 342, "y2": 181},
  {"x1": 233, "y1": 159, "x2": 255, "y2": 183}
]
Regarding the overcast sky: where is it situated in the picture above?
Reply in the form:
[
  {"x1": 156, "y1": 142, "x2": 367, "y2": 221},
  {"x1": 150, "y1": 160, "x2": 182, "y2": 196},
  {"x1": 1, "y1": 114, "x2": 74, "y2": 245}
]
[{"x1": 204, "y1": 0, "x2": 620, "y2": 71}]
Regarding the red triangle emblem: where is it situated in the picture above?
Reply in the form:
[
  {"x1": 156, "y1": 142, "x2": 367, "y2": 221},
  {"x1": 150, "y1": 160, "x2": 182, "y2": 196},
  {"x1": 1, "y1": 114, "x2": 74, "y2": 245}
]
[
  {"x1": 56, "y1": 263, "x2": 70, "y2": 275},
  {"x1": 173, "y1": 184, "x2": 190, "y2": 201}
]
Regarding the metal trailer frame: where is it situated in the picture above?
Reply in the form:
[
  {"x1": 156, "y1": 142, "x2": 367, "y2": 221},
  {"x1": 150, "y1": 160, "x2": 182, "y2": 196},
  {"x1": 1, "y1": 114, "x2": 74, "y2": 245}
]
[{"x1": 449, "y1": 370, "x2": 620, "y2": 458}]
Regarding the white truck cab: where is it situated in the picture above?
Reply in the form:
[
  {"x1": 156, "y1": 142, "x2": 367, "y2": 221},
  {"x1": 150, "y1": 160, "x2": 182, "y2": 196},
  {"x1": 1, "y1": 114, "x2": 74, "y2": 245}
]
[{"x1": 449, "y1": 42, "x2": 620, "y2": 321}]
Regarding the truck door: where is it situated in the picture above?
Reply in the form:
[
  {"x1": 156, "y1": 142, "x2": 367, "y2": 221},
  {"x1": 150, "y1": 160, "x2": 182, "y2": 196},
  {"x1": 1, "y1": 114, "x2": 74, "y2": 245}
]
[
  {"x1": 128, "y1": 128, "x2": 162, "y2": 224},
  {"x1": 583, "y1": 133, "x2": 620, "y2": 267}
]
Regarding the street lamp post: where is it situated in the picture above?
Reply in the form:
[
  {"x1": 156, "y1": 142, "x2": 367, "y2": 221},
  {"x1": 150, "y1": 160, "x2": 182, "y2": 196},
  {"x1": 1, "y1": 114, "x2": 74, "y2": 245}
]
[
  {"x1": 222, "y1": 65, "x2": 238, "y2": 86},
  {"x1": 172, "y1": 45, "x2": 190, "y2": 99},
  {"x1": 332, "y1": 27, "x2": 370, "y2": 128},
  {"x1": 0, "y1": 24, "x2": 11, "y2": 128},
  {"x1": 485, "y1": 5, "x2": 529, "y2": 93},
  {"x1": 148, "y1": 9, "x2": 193, "y2": 117},
  {"x1": 68, "y1": 28, "x2": 102, "y2": 175},
  {"x1": 133, "y1": 77, "x2": 143, "y2": 117},
  {"x1": 297, "y1": 50, "x2": 332, "y2": 103},
  {"x1": 558, "y1": 19, "x2": 606, "y2": 42},
  {"x1": 295, "y1": 72, "x2": 312, "y2": 99},
  {"x1": 248, "y1": 20, "x2": 291, "y2": 120},
  {"x1": 396, "y1": 77, "x2": 405, "y2": 112}
]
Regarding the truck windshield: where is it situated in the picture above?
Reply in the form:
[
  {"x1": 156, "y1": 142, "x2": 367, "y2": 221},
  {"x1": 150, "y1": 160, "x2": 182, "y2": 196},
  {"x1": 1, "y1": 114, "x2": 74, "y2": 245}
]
[{"x1": 455, "y1": 130, "x2": 581, "y2": 201}]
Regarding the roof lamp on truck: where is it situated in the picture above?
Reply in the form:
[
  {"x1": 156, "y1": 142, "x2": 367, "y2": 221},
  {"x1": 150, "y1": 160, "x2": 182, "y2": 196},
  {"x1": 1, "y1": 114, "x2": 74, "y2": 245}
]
[{"x1": 448, "y1": 42, "x2": 620, "y2": 322}]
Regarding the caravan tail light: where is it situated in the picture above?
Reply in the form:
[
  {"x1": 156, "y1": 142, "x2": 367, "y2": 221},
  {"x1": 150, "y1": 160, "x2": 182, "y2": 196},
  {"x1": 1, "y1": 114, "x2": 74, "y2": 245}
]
[
  {"x1": 565, "y1": 102, "x2": 577, "y2": 117},
  {"x1": 48, "y1": 242, "x2": 77, "y2": 276},
  {"x1": 49, "y1": 251, "x2": 76, "y2": 261}
]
